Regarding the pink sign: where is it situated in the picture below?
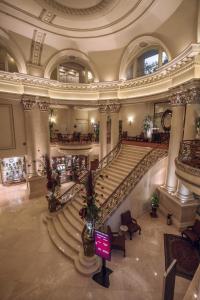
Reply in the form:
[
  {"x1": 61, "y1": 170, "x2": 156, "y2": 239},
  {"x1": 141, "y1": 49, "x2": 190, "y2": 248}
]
[{"x1": 95, "y1": 231, "x2": 111, "y2": 261}]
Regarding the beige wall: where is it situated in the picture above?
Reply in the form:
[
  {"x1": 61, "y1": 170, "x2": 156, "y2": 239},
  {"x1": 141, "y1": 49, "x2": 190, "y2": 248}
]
[
  {"x1": 52, "y1": 107, "x2": 89, "y2": 134},
  {"x1": 0, "y1": 99, "x2": 26, "y2": 159},
  {"x1": 106, "y1": 157, "x2": 168, "y2": 231},
  {"x1": 155, "y1": 0, "x2": 197, "y2": 57},
  {"x1": 119, "y1": 103, "x2": 154, "y2": 136}
]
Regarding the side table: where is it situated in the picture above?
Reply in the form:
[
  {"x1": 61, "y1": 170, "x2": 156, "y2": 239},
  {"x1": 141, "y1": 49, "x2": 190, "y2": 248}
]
[{"x1": 119, "y1": 225, "x2": 128, "y2": 238}]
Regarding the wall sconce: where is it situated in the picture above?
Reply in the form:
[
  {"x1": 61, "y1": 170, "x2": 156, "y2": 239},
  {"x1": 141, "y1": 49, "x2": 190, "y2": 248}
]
[
  {"x1": 128, "y1": 116, "x2": 133, "y2": 125},
  {"x1": 91, "y1": 118, "x2": 95, "y2": 125}
]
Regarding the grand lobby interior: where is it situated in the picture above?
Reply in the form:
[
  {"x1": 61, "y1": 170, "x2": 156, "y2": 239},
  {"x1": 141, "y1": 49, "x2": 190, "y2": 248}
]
[{"x1": 0, "y1": 0, "x2": 200, "y2": 299}]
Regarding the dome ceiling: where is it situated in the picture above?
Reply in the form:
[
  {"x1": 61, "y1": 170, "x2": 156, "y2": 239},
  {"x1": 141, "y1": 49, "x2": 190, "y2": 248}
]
[{"x1": 0, "y1": 0, "x2": 184, "y2": 50}]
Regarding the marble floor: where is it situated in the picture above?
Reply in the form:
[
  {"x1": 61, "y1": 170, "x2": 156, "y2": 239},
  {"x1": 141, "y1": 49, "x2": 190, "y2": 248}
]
[{"x1": 0, "y1": 190, "x2": 190, "y2": 300}]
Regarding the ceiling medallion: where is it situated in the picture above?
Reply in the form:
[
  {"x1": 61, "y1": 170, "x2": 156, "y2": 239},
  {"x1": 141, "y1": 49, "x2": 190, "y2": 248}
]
[{"x1": 35, "y1": 0, "x2": 114, "y2": 16}]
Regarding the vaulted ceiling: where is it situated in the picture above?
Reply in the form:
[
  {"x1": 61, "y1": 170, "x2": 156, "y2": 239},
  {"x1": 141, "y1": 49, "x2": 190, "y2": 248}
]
[{"x1": 0, "y1": 0, "x2": 185, "y2": 51}]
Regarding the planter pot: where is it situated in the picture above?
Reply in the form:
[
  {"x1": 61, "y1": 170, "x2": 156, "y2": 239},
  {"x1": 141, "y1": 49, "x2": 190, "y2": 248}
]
[
  {"x1": 146, "y1": 129, "x2": 152, "y2": 141},
  {"x1": 150, "y1": 206, "x2": 158, "y2": 218}
]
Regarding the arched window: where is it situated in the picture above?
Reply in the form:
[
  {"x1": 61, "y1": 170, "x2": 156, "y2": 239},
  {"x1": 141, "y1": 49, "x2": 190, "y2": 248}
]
[
  {"x1": 125, "y1": 47, "x2": 169, "y2": 80},
  {"x1": 50, "y1": 60, "x2": 94, "y2": 84},
  {"x1": 0, "y1": 46, "x2": 18, "y2": 73}
]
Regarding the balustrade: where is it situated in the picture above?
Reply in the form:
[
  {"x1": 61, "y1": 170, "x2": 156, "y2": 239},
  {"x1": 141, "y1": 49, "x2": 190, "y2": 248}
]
[{"x1": 178, "y1": 140, "x2": 200, "y2": 169}]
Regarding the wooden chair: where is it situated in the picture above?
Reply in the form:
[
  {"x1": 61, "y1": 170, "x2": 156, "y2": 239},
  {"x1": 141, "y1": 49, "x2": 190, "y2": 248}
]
[
  {"x1": 181, "y1": 219, "x2": 200, "y2": 245},
  {"x1": 107, "y1": 226, "x2": 126, "y2": 257},
  {"x1": 121, "y1": 210, "x2": 141, "y2": 240}
]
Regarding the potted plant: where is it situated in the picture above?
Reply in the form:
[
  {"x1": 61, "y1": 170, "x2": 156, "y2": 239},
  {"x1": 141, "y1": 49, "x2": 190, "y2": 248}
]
[
  {"x1": 143, "y1": 115, "x2": 153, "y2": 141},
  {"x1": 79, "y1": 170, "x2": 101, "y2": 257},
  {"x1": 150, "y1": 192, "x2": 159, "y2": 218}
]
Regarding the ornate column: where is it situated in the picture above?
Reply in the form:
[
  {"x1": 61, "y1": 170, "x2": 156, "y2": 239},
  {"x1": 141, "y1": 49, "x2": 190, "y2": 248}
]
[
  {"x1": 109, "y1": 102, "x2": 121, "y2": 150},
  {"x1": 67, "y1": 106, "x2": 75, "y2": 134},
  {"x1": 99, "y1": 104, "x2": 108, "y2": 160},
  {"x1": 37, "y1": 99, "x2": 50, "y2": 158},
  {"x1": 165, "y1": 90, "x2": 186, "y2": 192},
  {"x1": 184, "y1": 85, "x2": 200, "y2": 139},
  {"x1": 22, "y1": 95, "x2": 37, "y2": 175},
  {"x1": 21, "y1": 95, "x2": 48, "y2": 199}
]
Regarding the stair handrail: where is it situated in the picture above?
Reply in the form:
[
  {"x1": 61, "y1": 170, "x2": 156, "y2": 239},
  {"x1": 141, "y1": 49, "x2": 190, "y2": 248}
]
[
  {"x1": 94, "y1": 139, "x2": 122, "y2": 178},
  {"x1": 56, "y1": 170, "x2": 88, "y2": 205},
  {"x1": 178, "y1": 140, "x2": 200, "y2": 168},
  {"x1": 55, "y1": 140, "x2": 122, "y2": 206},
  {"x1": 97, "y1": 147, "x2": 168, "y2": 225}
]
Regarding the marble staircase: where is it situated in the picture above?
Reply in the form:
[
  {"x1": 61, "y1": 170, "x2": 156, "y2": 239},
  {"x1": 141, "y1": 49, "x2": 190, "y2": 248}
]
[{"x1": 45, "y1": 144, "x2": 153, "y2": 275}]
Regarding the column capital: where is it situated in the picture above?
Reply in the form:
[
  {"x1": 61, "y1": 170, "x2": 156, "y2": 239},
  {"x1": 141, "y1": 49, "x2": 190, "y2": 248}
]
[
  {"x1": 98, "y1": 100, "x2": 121, "y2": 113},
  {"x1": 21, "y1": 94, "x2": 36, "y2": 111},
  {"x1": 109, "y1": 102, "x2": 121, "y2": 113},
  {"x1": 187, "y1": 86, "x2": 200, "y2": 104},
  {"x1": 169, "y1": 79, "x2": 200, "y2": 106},
  {"x1": 98, "y1": 103, "x2": 108, "y2": 113},
  {"x1": 169, "y1": 90, "x2": 187, "y2": 106},
  {"x1": 37, "y1": 101, "x2": 50, "y2": 111}
]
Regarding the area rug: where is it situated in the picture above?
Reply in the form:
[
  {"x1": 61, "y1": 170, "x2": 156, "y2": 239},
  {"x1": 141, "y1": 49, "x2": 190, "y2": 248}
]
[{"x1": 164, "y1": 234, "x2": 200, "y2": 280}]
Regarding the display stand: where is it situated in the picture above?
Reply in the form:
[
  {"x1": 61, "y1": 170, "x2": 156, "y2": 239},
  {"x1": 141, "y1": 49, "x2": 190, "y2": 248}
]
[
  {"x1": 92, "y1": 258, "x2": 113, "y2": 288},
  {"x1": 0, "y1": 156, "x2": 26, "y2": 185},
  {"x1": 92, "y1": 230, "x2": 113, "y2": 288}
]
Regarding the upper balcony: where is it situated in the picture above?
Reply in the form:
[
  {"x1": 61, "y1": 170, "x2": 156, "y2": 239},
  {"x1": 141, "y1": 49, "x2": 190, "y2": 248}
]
[{"x1": 175, "y1": 140, "x2": 200, "y2": 195}]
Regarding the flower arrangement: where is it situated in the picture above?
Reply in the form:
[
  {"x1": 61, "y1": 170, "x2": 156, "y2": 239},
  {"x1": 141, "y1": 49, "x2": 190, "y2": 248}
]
[{"x1": 143, "y1": 115, "x2": 153, "y2": 132}]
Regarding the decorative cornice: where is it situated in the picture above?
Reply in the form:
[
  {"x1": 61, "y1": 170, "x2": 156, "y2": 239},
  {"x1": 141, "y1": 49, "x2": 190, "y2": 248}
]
[{"x1": 0, "y1": 44, "x2": 199, "y2": 101}]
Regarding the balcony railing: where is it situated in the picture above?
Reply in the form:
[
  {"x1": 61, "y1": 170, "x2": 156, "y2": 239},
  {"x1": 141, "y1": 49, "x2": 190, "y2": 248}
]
[
  {"x1": 50, "y1": 132, "x2": 98, "y2": 144},
  {"x1": 178, "y1": 140, "x2": 200, "y2": 169}
]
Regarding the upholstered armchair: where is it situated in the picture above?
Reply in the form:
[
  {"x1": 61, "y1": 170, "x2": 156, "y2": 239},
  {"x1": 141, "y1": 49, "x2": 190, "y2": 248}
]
[
  {"x1": 182, "y1": 220, "x2": 200, "y2": 245},
  {"x1": 107, "y1": 226, "x2": 126, "y2": 257},
  {"x1": 121, "y1": 210, "x2": 141, "y2": 240}
]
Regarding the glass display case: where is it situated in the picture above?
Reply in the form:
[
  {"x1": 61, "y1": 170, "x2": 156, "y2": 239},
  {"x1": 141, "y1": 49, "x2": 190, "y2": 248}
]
[
  {"x1": 51, "y1": 155, "x2": 88, "y2": 184},
  {"x1": 0, "y1": 156, "x2": 26, "y2": 185}
]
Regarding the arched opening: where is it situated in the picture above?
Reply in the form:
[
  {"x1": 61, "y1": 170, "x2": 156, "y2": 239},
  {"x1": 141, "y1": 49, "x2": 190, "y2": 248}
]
[{"x1": 0, "y1": 46, "x2": 19, "y2": 73}]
